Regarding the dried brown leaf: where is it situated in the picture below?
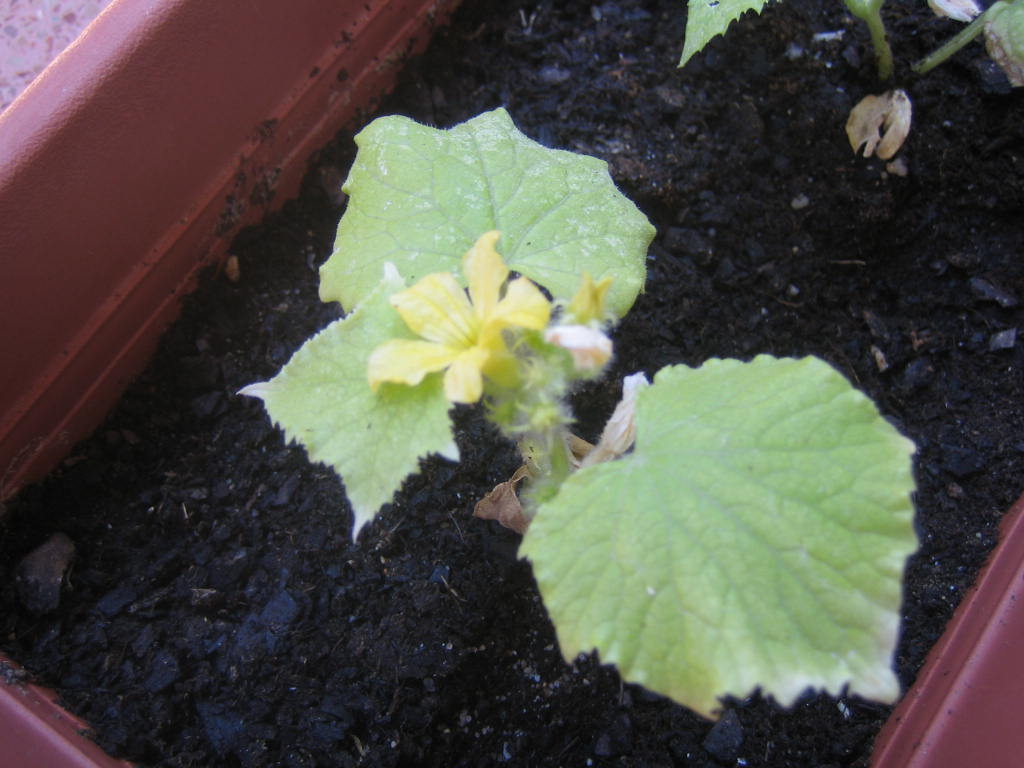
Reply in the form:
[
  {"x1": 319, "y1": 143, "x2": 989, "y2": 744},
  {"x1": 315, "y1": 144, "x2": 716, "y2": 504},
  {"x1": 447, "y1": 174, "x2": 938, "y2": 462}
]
[
  {"x1": 473, "y1": 464, "x2": 532, "y2": 534},
  {"x1": 928, "y1": 0, "x2": 982, "y2": 22},
  {"x1": 566, "y1": 433, "x2": 595, "y2": 469},
  {"x1": 846, "y1": 90, "x2": 912, "y2": 160},
  {"x1": 580, "y1": 372, "x2": 649, "y2": 468}
]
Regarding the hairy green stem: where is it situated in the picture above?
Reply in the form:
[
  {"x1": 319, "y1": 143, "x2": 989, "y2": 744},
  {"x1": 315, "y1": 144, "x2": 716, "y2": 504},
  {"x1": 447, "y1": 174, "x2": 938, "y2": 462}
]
[
  {"x1": 518, "y1": 425, "x2": 574, "y2": 513},
  {"x1": 487, "y1": 337, "x2": 580, "y2": 518}
]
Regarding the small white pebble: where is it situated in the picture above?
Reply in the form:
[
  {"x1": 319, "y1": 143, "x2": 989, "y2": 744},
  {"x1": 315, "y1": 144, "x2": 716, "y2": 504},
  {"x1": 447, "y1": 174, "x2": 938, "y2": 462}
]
[
  {"x1": 812, "y1": 30, "x2": 845, "y2": 43},
  {"x1": 871, "y1": 345, "x2": 889, "y2": 372},
  {"x1": 886, "y1": 157, "x2": 909, "y2": 177}
]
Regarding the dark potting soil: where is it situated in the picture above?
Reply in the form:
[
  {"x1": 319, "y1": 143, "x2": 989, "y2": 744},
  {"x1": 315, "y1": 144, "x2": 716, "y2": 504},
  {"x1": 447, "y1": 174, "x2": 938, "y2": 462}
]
[{"x1": 3, "y1": 0, "x2": 1023, "y2": 766}]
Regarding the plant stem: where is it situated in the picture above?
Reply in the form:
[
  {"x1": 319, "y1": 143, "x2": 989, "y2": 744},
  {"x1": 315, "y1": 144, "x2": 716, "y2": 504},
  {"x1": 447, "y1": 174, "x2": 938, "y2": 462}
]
[
  {"x1": 845, "y1": 0, "x2": 894, "y2": 79},
  {"x1": 517, "y1": 425, "x2": 574, "y2": 513},
  {"x1": 866, "y1": 10, "x2": 895, "y2": 79},
  {"x1": 913, "y1": 7, "x2": 994, "y2": 75},
  {"x1": 489, "y1": 339, "x2": 579, "y2": 517}
]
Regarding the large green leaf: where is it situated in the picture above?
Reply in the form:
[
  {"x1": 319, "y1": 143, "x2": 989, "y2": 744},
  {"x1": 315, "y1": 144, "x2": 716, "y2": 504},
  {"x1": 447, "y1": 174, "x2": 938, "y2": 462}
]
[
  {"x1": 321, "y1": 108, "x2": 654, "y2": 318},
  {"x1": 241, "y1": 267, "x2": 455, "y2": 539},
  {"x1": 521, "y1": 356, "x2": 917, "y2": 718},
  {"x1": 680, "y1": 0, "x2": 774, "y2": 67}
]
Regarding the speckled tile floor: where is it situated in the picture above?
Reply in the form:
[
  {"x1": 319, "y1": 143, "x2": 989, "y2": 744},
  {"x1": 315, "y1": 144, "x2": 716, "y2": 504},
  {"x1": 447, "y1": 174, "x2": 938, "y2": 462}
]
[{"x1": 1, "y1": 0, "x2": 113, "y2": 112}]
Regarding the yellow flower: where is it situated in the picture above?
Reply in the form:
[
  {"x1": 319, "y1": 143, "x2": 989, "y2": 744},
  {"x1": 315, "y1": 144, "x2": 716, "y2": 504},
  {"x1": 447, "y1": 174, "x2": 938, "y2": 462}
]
[
  {"x1": 566, "y1": 272, "x2": 614, "y2": 325},
  {"x1": 368, "y1": 231, "x2": 551, "y2": 403}
]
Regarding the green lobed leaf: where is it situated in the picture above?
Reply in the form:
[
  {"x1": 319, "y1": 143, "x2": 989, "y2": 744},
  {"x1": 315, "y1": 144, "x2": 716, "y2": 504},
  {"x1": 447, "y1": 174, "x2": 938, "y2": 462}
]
[
  {"x1": 680, "y1": 0, "x2": 775, "y2": 67},
  {"x1": 321, "y1": 108, "x2": 654, "y2": 319},
  {"x1": 521, "y1": 356, "x2": 917, "y2": 718},
  {"x1": 243, "y1": 267, "x2": 456, "y2": 539}
]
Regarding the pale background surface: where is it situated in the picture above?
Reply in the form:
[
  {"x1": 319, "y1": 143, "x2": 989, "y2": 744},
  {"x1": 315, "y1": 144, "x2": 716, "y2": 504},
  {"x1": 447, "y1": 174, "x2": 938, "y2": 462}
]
[{"x1": 1, "y1": 0, "x2": 113, "y2": 112}]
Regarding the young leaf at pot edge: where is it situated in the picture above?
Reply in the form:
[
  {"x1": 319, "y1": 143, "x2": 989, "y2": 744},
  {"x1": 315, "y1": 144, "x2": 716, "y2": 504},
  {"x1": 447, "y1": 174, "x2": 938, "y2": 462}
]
[
  {"x1": 680, "y1": 0, "x2": 773, "y2": 67},
  {"x1": 680, "y1": 0, "x2": 894, "y2": 80},
  {"x1": 321, "y1": 108, "x2": 654, "y2": 319},
  {"x1": 521, "y1": 355, "x2": 917, "y2": 718}
]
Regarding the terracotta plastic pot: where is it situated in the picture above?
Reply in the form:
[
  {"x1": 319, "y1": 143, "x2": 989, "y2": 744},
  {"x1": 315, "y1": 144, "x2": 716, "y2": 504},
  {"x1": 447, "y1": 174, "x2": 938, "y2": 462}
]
[
  {"x1": 0, "y1": 0, "x2": 459, "y2": 504},
  {"x1": 0, "y1": 0, "x2": 457, "y2": 763},
  {"x1": 872, "y1": 490, "x2": 1024, "y2": 767},
  {"x1": 3, "y1": 1, "x2": 1021, "y2": 765},
  {"x1": 0, "y1": 653, "x2": 133, "y2": 768}
]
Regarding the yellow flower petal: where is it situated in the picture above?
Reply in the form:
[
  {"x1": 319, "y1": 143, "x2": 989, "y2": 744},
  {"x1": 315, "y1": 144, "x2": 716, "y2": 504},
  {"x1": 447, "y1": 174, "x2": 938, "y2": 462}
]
[
  {"x1": 367, "y1": 339, "x2": 461, "y2": 390},
  {"x1": 390, "y1": 272, "x2": 477, "y2": 347},
  {"x1": 479, "y1": 276, "x2": 551, "y2": 352},
  {"x1": 492, "y1": 276, "x2": 552, "y2": 330},
  {"x1": 444, "y1": 347, "x2": 490, "y2": 403},
  {"x1": 464, "y1": 230, "x2": 509, "y2": 321}
]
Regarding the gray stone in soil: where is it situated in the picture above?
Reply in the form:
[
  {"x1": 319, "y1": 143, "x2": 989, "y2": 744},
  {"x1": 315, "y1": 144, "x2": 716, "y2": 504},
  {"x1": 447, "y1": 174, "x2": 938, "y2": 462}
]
[
  {"x1": 990, "y1": 328, "x2": 1017, "y2": 351},
  {"x1": 15, "y1": 532, "x2": 75, "y2": 615},
  {"x1": 703, "y1": 708, "x2": 744, "y2": 763}
]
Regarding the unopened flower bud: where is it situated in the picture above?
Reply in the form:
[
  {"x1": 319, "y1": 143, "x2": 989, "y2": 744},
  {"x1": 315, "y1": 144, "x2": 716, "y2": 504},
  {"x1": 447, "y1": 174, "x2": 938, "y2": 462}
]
[
  {"x1": 544, "y1": 324, "x2": 613, "y2": 371},
  {"x1": 566, "y1": 272, "x2": 614, "y2": 326}
]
